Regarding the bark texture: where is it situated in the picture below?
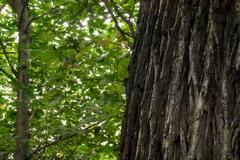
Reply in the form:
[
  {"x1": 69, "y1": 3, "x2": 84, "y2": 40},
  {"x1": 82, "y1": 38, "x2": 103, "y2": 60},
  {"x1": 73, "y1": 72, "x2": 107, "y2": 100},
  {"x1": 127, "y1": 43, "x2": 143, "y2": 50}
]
[
  {"x1": 120, "y1": 0, "x2": 240, "y2": 160},
  {"x1": 8, "y1": 0, "x2": 30, "y2": 159}
]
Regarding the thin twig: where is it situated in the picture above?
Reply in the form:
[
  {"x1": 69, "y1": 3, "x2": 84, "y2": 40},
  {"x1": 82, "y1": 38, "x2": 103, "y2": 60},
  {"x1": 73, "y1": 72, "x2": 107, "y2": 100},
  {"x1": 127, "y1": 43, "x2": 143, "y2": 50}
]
[
  {"x1": 129, "y1": 0, "x2": 136, "y2": 21},
  {"x1": 109, "y1": 0, "x2": 135, "y2": 37},
  {"x1": 28, "y1": 2, "x2": 69, "y2": 24},
  {"x1": 0, "y1": 2, "x2": 6, "y2": 12},
  {"x1": 102, "y1": 0, "x2": 132, "y2": 41},
  {"x1": 66, "y1": 144, "x2": 79, "y2": 159}
]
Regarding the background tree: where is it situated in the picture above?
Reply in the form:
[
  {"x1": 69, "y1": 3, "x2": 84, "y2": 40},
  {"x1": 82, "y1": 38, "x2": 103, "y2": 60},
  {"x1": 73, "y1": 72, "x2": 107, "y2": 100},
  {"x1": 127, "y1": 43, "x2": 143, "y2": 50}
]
[
  {"x1": 6, "y1": 0, "x2": 30, "y2": 159},
  {"x1": 120, "y1": 0, "x2": 240, "y2": 160}
]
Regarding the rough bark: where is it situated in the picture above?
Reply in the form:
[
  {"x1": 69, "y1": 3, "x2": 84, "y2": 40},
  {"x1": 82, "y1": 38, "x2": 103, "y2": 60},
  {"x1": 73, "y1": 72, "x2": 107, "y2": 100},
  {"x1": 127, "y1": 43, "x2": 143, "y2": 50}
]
[
  {"x1": 8, "y1": 0, "x2": 30, "y2": 159},
  {"x1": 120, "y1": 0, "x2": 240, "y2": 160}
]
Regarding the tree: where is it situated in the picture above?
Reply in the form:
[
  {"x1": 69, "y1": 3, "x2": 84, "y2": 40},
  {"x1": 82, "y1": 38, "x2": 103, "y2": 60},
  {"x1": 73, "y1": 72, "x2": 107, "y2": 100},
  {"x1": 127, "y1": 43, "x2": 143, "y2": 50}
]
[
  {"x1": 7, "y1": 0, "x2": 30, "y2": 159},
  {"x1": 120, "y1": 0, "x2": 240, "y2": 160}
]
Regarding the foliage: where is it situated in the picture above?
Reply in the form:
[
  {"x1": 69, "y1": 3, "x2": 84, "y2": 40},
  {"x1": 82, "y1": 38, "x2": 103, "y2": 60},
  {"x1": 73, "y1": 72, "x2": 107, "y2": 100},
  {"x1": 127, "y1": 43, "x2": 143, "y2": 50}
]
[{"x1": 0, "y1": 0, "x2": 138, "y2": 159}]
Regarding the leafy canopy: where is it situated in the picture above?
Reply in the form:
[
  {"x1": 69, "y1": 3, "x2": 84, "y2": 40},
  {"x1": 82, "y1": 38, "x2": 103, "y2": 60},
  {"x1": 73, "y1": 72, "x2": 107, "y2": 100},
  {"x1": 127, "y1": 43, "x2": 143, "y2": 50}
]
[{"x1": 0, "y1": 0, "x2": 138, "y2": 159}]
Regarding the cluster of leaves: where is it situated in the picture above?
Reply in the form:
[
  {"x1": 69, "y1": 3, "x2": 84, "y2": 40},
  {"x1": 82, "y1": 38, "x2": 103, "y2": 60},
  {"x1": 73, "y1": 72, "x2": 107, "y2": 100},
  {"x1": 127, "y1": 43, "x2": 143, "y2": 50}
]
[{"x1": 0, "y1": 0, "x2": 138, "y2": 159}]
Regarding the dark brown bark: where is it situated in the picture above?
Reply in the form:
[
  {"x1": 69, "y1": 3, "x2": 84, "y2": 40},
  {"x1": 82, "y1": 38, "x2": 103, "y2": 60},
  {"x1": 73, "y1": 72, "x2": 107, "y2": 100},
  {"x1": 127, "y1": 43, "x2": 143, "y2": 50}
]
[
  {"x1": 120, "y1": 0, "x2": 240, "y2": 160},
  {"x1": 8, "y1": 0, "x2": 30, "y2": 159}
]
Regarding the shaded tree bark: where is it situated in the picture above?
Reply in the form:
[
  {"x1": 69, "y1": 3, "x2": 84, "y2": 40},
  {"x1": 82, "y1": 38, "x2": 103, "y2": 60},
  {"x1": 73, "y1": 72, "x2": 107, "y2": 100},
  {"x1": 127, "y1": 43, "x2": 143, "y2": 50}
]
[
  {"x1": 120, "y1": 0, "x2": 240, "y2": 160},
  {"x1": 8, "y1": 0, "x2": 30, "y2": 159}
]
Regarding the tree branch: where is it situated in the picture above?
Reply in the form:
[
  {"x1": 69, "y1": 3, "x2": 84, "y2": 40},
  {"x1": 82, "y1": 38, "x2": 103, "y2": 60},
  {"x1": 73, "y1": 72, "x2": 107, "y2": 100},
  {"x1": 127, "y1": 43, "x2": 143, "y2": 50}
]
[
  {"x1": 0, "y1": 38, "x2": 17, "y2": 77},
  {"x1": 0, "y1": 65, "x2": 19, "y2": 85},
  {"x1": 28, "y1": 121, "x2": 103, "y2": 158},
  {"x1": 0, "y1": 51, "x2": 15, "y2": 54},
  {"x1": 28, "y1": 133, "x2": 79, "y2": 158}
]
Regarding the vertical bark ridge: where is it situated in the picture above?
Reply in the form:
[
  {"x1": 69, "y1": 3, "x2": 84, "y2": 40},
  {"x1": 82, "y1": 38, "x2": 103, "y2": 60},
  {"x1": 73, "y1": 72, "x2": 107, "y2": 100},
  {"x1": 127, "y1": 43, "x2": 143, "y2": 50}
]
[
  {"x1": 162, "y1": 1, "x2": 191, "y2": 159},
  {"x1": 134, "y1": 1, "x2": 161, "y2": 159},
  {"x1": 120, "y1": 1, "x2": 159, "y2": 159},
  {"x1": 147, "y1": 1, "x2": 169, "y2": 158}
]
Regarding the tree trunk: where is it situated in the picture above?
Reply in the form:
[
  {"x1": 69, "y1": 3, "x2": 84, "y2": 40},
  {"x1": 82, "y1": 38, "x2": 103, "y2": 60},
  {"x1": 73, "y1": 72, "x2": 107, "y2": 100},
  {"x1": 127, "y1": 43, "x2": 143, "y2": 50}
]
[
  {"x1": 120, "y1": 0, "x2": 240, "y2": 160},
  {"x1": 8, "y1": 0, "x2": 30, "y2": 159}
]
